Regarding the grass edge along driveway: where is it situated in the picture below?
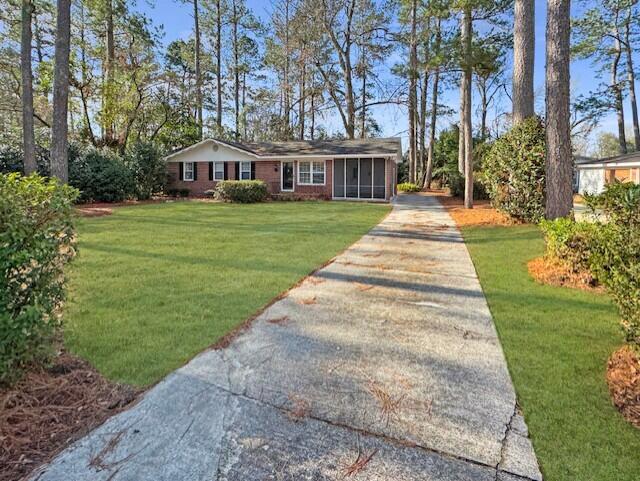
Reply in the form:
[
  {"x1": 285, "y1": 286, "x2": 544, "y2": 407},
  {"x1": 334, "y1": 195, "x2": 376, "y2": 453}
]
[
  {"x1": 461, "y1": 224, "x2": 640, "y2": 481},
  {"x1": 64, "y1": 201, "x2": 390, "y2": 386}
]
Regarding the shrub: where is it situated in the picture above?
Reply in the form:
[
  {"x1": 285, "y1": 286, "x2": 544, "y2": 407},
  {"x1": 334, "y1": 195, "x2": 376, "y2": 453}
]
[
  {"x1": 69, "y1": 147, "x2": 135, "y2": 203},
  {"x1": 586, "y1": 183, "x2": 640, "y2": 349},
  {"x1": 397, "y1": 182, "x2": 421, "y2": 192},
  {"x1": 179, "y1": 188, "x2": 190, "y2": 198},
  {"x1": 0, "y1": 173, "x2": 78, "y2": 384},
  {"x1": 126, "y1": 142, "x2": 166, "y2": 200},
  {"x1": 540, "y1": 218, "x2": 599, "y2": 275},
  {"x1": 0, "y1": 145, "x2": 51, "y2": 176},
  {"x1": 214, "y1": 180, "x2": 268, "y2": 203},
  {"x1": 481, "y1": 117, "x2": 546, "y2": 222}
]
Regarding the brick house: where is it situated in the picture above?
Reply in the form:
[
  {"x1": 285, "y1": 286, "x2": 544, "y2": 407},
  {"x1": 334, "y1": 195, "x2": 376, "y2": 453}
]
[{"x1": 164, "y1": 138, "x2": 401, "y2": 201}]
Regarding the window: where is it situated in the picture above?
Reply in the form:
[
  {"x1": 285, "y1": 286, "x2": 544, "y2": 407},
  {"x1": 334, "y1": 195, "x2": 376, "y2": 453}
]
[
  {"x1": 298, "y1": 161, "x2": 325, "y2": 185},
  {"x1": 184, "y1": 162, "x2": 194, "y2": 181},
  {"x1": 240, "y1": 161, "x2": 252, "y2": 180},
  {"x1": 214, "y1": 162, "x2": 224, "y2": 180}
]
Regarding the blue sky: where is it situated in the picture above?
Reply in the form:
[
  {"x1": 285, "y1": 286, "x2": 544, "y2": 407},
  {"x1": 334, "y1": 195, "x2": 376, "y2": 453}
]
[{"x1": 136, "y1": 0, "x2": 624, "y2": 153}]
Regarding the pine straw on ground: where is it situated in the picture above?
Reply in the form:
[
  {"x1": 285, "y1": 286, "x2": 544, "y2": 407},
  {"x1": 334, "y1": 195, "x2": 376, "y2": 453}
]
[
  {"x1": 427, "y1": 191, "x2": 512, "y2": 227},
  {"x1": 0, "y1": 352, "x2": 138, "y2": 481},
  {"x1": 607, "y1": 346, "x2": 640, "y2": 428},
  {"x1": 527, "y1": 256, "x2": 603, "y2": 293}
]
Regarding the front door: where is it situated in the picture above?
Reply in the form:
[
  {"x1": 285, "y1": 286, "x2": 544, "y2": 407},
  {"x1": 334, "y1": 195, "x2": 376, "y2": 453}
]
[{"x1": 282, "y1": 161, "x2": 294, "y2": 191}]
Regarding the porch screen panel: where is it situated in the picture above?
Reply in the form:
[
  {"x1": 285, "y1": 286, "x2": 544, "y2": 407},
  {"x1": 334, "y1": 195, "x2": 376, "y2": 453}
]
[
  {"x1": 334, "y1": 159, "x2": 345, "y2": 197},
  {"x1": 373, "y1": 158, "x2": 386, "y2": 199},
  {"x1": 359, "y1": 158, "x2": 373, "y2": 198},
  {"x1": 346, "y1": 159, "x2": 359, "y2": 198}
]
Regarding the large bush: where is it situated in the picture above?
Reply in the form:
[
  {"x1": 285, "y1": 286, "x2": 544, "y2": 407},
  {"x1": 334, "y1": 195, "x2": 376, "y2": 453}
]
[
  {"x1": 586, "y1": 183, "x2": 640, "y2": 349},
  {"x1": 126, "y1": 142, "x2": 167, "y2": 200},
  {"x1": 482, "y1": 117, "x2": 546, "y2": 222},
  {"x1": 214, "y1": 180, "x2": 268, "y2": 203},
  {"x1": 0, "y1": 174, "x2": 78, "y2": 384},
  {"x1": 0, "y1": 145, "x2": 51, "y2": 176},
  {"x1": 70, "y1": 147, "x2": 135, "y2": 203},
  {"x1": 541, "y1": 182, "x2": 640, "y2": 349}
]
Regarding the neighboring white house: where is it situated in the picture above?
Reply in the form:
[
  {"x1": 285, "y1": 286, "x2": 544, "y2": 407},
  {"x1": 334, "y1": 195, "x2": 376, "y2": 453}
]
[{"x1": 575, "y1": 153, "x2": 640, "y2": 195}]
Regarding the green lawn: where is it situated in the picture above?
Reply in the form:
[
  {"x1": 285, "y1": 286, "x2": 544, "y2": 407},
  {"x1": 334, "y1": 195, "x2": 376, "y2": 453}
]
[
  {"x1": 462, "y1": 225, "x2": 640, "y2": 481},
  {"x1": 65, "y1": 200, "x2": 390, "y2": 386}
]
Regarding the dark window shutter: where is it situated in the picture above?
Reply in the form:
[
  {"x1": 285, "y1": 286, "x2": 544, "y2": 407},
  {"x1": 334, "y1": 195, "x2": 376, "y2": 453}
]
[
  {"x1": 223, "y1": 162, "x2": 228, "y2": 180},
  {"x1": 193, "y1": 162, "x2": 198, "y2": 181},
  {"x1": 234, "y1": 161, "x2": 240, "y2": 180},
  {"x1": 251, "y1": 162, "x2": 256, "y2": 180},
  {"x1": 179, "y1": 162, "x2": 184, "y2": 181},
  {"x1": 209, "y1": 162, "x2": 214, "y2": 181}
]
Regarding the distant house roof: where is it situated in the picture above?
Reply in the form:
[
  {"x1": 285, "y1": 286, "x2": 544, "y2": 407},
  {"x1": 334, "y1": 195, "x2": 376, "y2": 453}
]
[
  {"x1": 576, "y1": 152, "x2": 640, "y2": 169},
  {"x1": 165, "y1": 137, "x2": 403, "y2": 162}
]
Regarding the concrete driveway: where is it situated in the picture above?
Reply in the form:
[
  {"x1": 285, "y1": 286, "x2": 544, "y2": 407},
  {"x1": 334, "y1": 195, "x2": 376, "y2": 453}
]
[{"x1": 34, "y1": 194, "x2": 542, "y2": 481}]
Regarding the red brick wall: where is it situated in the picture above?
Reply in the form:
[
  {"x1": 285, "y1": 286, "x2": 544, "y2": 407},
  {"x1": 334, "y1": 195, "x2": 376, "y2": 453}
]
[{"x1": 167, "y1": 158, "x2": 395, "y2": 200}]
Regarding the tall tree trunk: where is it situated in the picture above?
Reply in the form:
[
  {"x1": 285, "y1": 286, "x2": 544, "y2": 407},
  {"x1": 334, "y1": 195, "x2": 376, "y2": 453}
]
[
  {"x1": 215, "y1": 0, "x2": 223, "y2": 131},
  {"x1": 462, "y1": 6, "x2": 473, "y2": 208},
  {"x1": 612, "y1": 29, "x2": 627, "y2": 154},
  {"x1": 545, "y1": 0, "x2": 572, "y2": 219},
  {"x1": 419, "y1": 69, "x2": 428, "y2": 181},
  {"x1": 512, "y1": 0, "x2": 535, "y2": 124},
  {"x1": 232, "y1": 0, "x2": 240, "y2": 139},
  {"x1": 408, "y1": 0, "x2": 418, "y2": 183},
  {"x1": 480, "y1": 77, "x2": 488, "y2": 139},
  {"x1": 51, "y1": 0, "x2": 71, "y2": 182},
  {"x1": 299, "y1": 61, "x2": 306, "y2": 140},
  {"x1": 425, "y1": 66, "x2": 439, "y2": 189},
  {"x1": 284, "y1": 0, "x2": 291, "y2": 135},
  {"x1": 104, "y1": 0, "x2": 115, "y2": 143},
  {"x1": 360, "y1": 44, "x2": 367, "y2": 139},
  {"x1": 194, "y1": 0, "x2": 203, "y2": 139},
  {"x1": 425, "y1": 19, "x2": 441, "y2": 189},
  {"x1": 21, "y1": 0, "x2": 37, "y2": 174},
  {"x1": 624, "y1": 7, "x2": 640, "y2": 149},
  {"x1": 310, "y1": 85, "x2": 316, "y2": 140},
  {"x1": 457, "y1": 14, "x2": 467, "y2": 175},
  {"x1": 78, "y1": 1, "x2": 96, "y2": 145}
]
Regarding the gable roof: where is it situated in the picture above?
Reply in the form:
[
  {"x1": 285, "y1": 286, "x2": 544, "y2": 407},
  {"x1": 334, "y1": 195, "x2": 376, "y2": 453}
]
[
  {"x1": 576, "y1": 151, "x2": 640, "y2": 169},
  {"x1": 165, "y1": 137, "x2": 403, "y2": 162}
]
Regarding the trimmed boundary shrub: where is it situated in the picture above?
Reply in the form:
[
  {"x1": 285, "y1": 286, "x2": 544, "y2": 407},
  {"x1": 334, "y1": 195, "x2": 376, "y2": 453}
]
[
  {"x1": 0, "y1": 174, "x2": 78, "y2": 384},
  {"x1": 69, "y1": 147, "x2": 135, "y2": 203},
  {"x1": 481, "y1": 117, "x2": 546, "y2": 222},
  {"x1": 397, "y1": 182, "x2": 421, "y2": 192},
  {"x1": 214, "y1": 180, "x2": 268, "y2": 203},
  {"x1": 541, "y1": 182, "x2": 640, "y2": 350}
]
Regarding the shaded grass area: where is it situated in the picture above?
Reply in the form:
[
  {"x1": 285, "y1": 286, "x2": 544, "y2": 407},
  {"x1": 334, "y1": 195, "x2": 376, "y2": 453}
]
[
  {"x1": 65, "y1": 201, "x2": 390, "y2": 386},
  {"x1": 462, "y1": 225, "x2": 640, "y2": 481}
]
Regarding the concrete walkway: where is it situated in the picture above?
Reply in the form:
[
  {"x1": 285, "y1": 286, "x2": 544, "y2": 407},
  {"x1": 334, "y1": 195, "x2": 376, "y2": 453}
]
[{"x1": 34, "y1": 194, "x2": 542, "y2": 481}]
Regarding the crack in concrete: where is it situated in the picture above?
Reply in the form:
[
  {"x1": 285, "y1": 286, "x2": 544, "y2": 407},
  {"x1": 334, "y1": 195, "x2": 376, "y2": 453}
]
[
  {"x1": 185, "y1": 374, "x2": 540, "y2": 481},
  {"x1": 495, "y1": 403, "x2": 519, "y2": 481}
]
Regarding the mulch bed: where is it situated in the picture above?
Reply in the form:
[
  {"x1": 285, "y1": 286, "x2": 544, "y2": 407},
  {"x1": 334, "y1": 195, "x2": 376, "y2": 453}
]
[
  {"x1": 428, "y1": 191, "x2": 512, "y2": 227},
  {"x1": 527, "y1": 256, "x2": 603, "y2": 293},
  {"x1": 0, "y1": 352, "x2": 138, "y2": 481},
  {"x1": 607, "y1": 346, "x2": 640, "y2": 428}
]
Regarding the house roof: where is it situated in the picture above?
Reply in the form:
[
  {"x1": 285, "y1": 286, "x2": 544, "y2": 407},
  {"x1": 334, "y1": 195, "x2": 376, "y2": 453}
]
[
  {"x1": 576, "y1": 151, "x2": 640, "y2": 169},
  {"x1": 165, "y1": 137, "x2": 403, "y2": 162}
]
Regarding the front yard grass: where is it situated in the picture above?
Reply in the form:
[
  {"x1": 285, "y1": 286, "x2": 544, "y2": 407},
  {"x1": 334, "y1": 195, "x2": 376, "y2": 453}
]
[
  {"x1": 462, "y1": 225, "x2": 640, "y2": 481},
  {"x1": 65, "y1": 200, "x2": 390, "y2": 386}
]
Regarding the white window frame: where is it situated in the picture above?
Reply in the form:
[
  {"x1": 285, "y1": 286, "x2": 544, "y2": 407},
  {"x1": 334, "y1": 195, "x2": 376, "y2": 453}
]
[
  {"x1": 298, "y1": 160, "x2": 325, "y2": 185},
  {"x1": 240, "y1": 161, "x2": 252, "y2": 180},
  {"x1": 213, "y1": 161, "x2": 224, "y2": 181},
  {"x1": 183, "y1": 162, "x2": 194, "y2": 181}
]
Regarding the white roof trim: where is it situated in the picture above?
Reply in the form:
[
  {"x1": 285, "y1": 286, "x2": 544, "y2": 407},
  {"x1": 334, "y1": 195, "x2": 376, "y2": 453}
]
[
  {"x1": 578, "y1": 161, "x2": 640, "y2": 169},
  {"x1": 164, "y1": 139, "x2": 260, "y2": 161}
]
